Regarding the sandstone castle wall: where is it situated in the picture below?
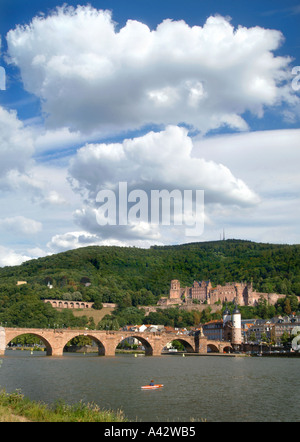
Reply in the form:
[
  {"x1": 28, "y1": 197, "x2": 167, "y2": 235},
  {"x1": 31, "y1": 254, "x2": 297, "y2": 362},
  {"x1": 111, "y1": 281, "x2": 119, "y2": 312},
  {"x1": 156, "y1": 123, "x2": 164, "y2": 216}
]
[{"x1": 158, "y1": 279, "x2": 297, "y2": 307}]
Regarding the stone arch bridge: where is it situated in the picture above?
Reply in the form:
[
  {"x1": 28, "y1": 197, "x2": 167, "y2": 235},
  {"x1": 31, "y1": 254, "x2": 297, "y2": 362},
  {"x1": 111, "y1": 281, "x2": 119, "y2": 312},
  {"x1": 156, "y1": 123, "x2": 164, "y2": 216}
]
[{"x1": 0, "y1": 327, "x2": 233, "y2": 357}]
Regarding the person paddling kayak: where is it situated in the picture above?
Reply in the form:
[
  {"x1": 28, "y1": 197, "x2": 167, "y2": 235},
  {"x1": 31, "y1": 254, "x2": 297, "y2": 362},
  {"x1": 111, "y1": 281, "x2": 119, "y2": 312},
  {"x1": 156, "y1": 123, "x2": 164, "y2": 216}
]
[{"x1": 141, "y1": 382, "x2": 163, "y2": 389}]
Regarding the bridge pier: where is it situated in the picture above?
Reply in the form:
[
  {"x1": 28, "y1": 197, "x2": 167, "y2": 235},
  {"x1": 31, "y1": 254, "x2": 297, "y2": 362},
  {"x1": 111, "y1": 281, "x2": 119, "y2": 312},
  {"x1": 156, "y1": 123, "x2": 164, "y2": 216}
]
[
  {"x1": 148, "y1": 336, "x2": 163, "y2": 356},
  {"x1": 103, "y1": 333, "x2": 120, "y2": 356},
  {"x1": 193, "y1": 333, "x2": 208, "y2": 353},
  {"x1": 50, "y1": 348, "x2": 64, "y2": 357}
]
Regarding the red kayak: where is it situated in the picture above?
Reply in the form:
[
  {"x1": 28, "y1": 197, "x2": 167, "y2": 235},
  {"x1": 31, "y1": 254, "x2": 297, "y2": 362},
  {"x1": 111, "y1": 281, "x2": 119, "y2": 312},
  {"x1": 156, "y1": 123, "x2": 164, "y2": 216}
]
[{"x1": 141, "y1": 384, "x2": 164, "y2": 390}]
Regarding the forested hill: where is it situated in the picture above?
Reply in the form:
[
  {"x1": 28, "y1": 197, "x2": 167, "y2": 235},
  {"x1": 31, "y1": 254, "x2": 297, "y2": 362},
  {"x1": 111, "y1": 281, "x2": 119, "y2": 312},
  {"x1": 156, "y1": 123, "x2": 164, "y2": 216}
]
[{"x1": 0, "y1": 239, "x2": 300, "y2": 306}]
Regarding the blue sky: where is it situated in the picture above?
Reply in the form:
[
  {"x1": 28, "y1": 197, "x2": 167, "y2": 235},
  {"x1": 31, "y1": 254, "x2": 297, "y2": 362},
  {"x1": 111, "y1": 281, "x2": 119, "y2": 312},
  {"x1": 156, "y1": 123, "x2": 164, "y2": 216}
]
[{"x1": 0, "y1": 1, "x2": 299, "y2": 265}]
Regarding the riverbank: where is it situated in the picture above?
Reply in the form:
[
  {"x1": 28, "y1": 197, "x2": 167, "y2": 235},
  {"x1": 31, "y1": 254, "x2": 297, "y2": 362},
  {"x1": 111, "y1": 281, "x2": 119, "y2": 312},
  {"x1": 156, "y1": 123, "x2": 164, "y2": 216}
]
[
  {"x1": 258, "y1": 352, "x2": 300, "y2": 358},
  {"x1": 0, "y1": 404, "x2": 30, "y2": 422},
  {"x1": 184, "y1": 353, "x2": 248, "y2": 357},
  {"x1": 0, "y1": 389, "x2": 127, "y2": 422}
]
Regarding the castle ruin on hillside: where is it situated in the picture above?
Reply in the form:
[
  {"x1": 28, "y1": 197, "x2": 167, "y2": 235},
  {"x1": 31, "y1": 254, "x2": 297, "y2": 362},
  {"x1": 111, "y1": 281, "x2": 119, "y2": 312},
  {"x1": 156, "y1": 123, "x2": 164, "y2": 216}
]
[{"x1": 157, "y1": 279, "x2": 291, "y2": 307}]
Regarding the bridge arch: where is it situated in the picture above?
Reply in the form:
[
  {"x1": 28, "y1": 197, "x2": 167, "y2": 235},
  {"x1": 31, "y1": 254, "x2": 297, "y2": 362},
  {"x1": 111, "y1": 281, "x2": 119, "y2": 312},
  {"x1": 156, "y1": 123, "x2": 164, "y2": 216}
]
[
  {"x1": 163, "y1": 337, "x2": 195, "y2": 353},
  {"x1": 6, "y1": 331, "x2": 52, "y2": 356},
  {"x1": 116, "y1": 334, "x2": 154, "y2": 356},
  {"x1": 207, "y1": 342, "x2": 220, "y2": 353},
  {"x1": 222, "y1": 345, "x2": 233, "y2": 354},
  {"x1": 61, "y1": 333, "x2": 106, "y2": 355}
]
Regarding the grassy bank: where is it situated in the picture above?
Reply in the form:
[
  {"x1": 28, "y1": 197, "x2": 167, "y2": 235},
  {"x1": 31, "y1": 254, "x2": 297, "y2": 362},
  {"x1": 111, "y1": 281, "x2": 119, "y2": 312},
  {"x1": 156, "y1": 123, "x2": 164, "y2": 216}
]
[{"x1": 0, "y1": 389, "x2": 127, "y2": 422}]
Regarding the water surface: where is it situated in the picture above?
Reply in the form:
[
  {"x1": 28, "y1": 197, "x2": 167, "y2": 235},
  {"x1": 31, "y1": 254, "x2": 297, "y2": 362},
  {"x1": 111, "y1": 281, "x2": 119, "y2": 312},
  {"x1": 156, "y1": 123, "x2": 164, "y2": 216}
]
[{"x1": 0, "y1": 351, "x2": 299, "y2": 422}]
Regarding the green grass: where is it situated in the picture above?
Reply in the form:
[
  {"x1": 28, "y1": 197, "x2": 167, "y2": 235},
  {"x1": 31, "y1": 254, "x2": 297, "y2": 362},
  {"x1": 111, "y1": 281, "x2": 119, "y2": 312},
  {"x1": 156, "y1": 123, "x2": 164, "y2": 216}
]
[{"x1": 0, "y1": 389, "x2": 127, "y2": 422}]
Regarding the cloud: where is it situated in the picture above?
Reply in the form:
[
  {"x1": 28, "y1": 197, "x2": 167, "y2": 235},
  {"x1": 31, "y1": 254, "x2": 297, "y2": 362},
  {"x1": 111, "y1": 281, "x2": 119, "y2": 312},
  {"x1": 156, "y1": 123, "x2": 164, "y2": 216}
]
[
  {"x1": 47, "y1": 231, "x2": 100, "y2": 251},
  {"x1": 33, "y1": 126, "x2": 92, "y2": 158},
  {"x1": 0, "y1": 106, "x2": 34, "y2": 185},
  {"x1": 64, "y1": 127, "x2": 300, "y2": 248},
  {"x1": 64, "y1": 125, "x2": 259, "y2": 246},
  {"x1": 47, "y1": 230, "x2": 158, "y2": 253},
  {"x1": 0, "y1": 109, "x2": 73, "y2": 205},
  {"x1": 193, "y1": 128, "x2": 300, "y2": 197},
  {"x1": 0, "y1": 245, "x2": 33, "y2": 267},
  {"x1": 1, "y1": 6, "x2": 299, "y2": 262},
  {"x1": 0, "y1": 106, "x2": 65, "y2": 202},
  {"x1": 7, "y1": 6, "x2": 297, "y2": 135},
  {"x1": 44, "y1": 190, "x2": 67, "y2": 205},
  {"x1": 0, "y1": 107, "x2": 58, "y2": 207},
  {"x1": 69, "y1": 125, "x2": 258, "y2": 205},
  {"x1": 192, "y1": 128, "x2": 300, "y2": 243},
  {"x1": 0, "y1": 216, "x2": 42, "y2": 235}
]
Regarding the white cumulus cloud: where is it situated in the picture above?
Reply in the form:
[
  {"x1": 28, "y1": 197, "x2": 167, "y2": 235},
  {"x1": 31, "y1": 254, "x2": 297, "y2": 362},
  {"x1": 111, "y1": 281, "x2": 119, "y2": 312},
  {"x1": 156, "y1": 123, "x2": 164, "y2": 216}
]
[
  {"x1": 65, "y1": 125, "x2": 259, "y2": 246},
  {"x1": 0, "y1": 216, "x2": 42, "y2": 235},
  {"x1": 0, "y1": 106, "x2": 34, "y2": 185},
  {"x1": 6, "y1": 6, "x2": 296, "y2": 135},
  {"x1": 0, "y1": 246, "x2": 33, "y2": 267},
  {"x1": 69, "y1": 125, "x2": 259, "y2": 206}
]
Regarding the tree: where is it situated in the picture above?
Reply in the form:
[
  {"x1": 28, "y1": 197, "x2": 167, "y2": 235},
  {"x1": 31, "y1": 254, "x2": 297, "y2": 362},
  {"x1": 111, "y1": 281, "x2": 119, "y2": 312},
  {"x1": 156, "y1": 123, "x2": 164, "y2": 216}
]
[
  {"x1": 118, "y1": 293, "x2": 132, "y2": 309},
  {"x1": 80, "y1": 277, "x2": 91, "y2": 285},
  {"x1": 200, "y1": 307, "x2": 212, "y2": 324},
  {"x1": 69, "y1": 335, "x2": 93, "y2": 347},
  {"x1": 284, "y1": 298, "x2": 292, "y2": 315},
  {"x1": 97, "y1": 317, "x2": 120, "y2": 330},
  {"x1": 249, "y1": 332, "x2": 256, "y2": 342},
  {"x1": 287, "y1": 295, "x2": 299, "y2": 312},
  {"x1": 256, "y1": 297, "x2": 269, "y2": 319},
  {"x1": 72, "y1": 291, "x2": 83, "y2": 301},
  {"x1": 281, "y1": 331, "x2": 290, "y2": 347},
  {"x1": 193, "y1": 311, "x2": 202, "y2": 325},
  {"x1": 92, "y1": 299, "x2": 103, "y2": 310},
  {"x1": 260, "y1": 332, "x2": 269, "y2": 343},
  {"x1": 171, "y1": 340, "x2": 185, "y2": 351}
]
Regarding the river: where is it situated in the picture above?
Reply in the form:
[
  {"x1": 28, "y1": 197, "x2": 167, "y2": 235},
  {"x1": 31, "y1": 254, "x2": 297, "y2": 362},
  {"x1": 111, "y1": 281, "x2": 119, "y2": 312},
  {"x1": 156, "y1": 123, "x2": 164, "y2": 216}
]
[{"x1": 0, "y1": 351, "x2": 299, "y2": 422}]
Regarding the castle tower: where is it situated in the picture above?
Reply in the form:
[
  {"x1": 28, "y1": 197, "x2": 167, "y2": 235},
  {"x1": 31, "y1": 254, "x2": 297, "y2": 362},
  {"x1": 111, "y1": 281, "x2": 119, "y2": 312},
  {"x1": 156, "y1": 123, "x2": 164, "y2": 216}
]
[
  {"x1": 235, "y1": 283, "x2": 244, "y2": 306},
  {"x1": 169, "y1": 280, "x2": 181, "y2": 300},
  {"x1": 231, "y1": 306, "x2": 242, "y2": 349},
  {"x1": 222, "y1": 306, "x2": 231, "y2": 325},
  {"x1": 246, "y1": 282, "x2": 254, "y2": 306}
]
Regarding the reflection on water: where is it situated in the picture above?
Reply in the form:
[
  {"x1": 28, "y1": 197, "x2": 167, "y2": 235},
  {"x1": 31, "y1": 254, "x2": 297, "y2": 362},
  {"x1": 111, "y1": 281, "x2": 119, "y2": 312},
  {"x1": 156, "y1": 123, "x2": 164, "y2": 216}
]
[{"x1": 0, "y1": 351, "x2": 299, "y2": 422}]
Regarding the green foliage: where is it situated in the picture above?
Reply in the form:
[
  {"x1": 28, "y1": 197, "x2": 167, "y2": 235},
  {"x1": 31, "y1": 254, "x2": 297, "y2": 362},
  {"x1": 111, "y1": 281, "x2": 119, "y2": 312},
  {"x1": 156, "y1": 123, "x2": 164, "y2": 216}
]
[
  {"x1": 280, "y1": 331, "x2": 291, "y2": 346},
  {"x1": 0, "y1": 240, "x2": 299, "y2": 328},
  {"x1": 108, "y1": 307, "x2": 146, "y2": 328},
  {"x1": 139, "y1": 306, "x2": 214, "y2": 328},
  {"x1": 10, "y1": 334, "x2": 42, "y2": 346},
  {"x1": 97, "y1": 316, "x2": 120, "y2": 330},
  {"x1": 0, "y1": 389, "x2": 126, "y2": 422},
  {"x1": 239, "y1": 295, "x2": 299, "y2": 320},
  {"x1": 0, "y1": 284, "x2": 89, "y2": 329}
]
